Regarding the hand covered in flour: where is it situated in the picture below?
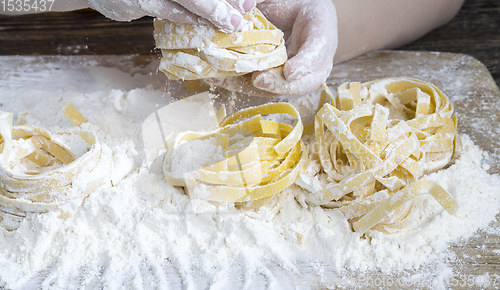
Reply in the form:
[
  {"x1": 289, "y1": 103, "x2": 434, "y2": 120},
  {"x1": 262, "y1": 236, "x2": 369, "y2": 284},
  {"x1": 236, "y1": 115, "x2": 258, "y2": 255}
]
[
  {"x1": 83, "y1": 0, "x2": 256, "y2": 25},
  {"x1": 1, "y1": 0, "x2": 256, "y2": 28},
  {"x1": 206, "y1": 0, "x2": 338, "y2": 97}
]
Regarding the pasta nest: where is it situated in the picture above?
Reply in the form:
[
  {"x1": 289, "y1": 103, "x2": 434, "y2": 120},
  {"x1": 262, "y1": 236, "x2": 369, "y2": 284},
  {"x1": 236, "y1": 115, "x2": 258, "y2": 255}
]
[
  {"x1": 154, "y1": 8, "x2": 287, "y2": 80},
  {"x1": 0, "y1": 105, "x2": 106, "y2": 229},
  {"x1": 306, "y1": 78, "x2": 458, "y2": 234},
  {"x1": 162, "y1": 102, "x2": 308, "y2": 208}
]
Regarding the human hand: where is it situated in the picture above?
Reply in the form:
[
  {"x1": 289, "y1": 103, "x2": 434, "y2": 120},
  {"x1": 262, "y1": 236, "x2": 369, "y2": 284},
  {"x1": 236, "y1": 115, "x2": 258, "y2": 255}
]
[
  {"x1": 206, "y1": 0, "x2": 338, "y2": 97},
  {"x1": 84, "y1": 0, "x2": 336, "y2": 97},
  {"x1": 83, "y1": 0, "x2": 255, "y2": 29},
  {"x1": 1, "y1": 0, "x2": 257, "y2": 27}
]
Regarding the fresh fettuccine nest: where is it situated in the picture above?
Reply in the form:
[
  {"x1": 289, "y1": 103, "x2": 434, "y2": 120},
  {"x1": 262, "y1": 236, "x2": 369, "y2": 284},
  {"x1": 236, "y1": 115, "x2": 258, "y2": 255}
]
[
  {"x1": 162, "y1": 102, "x2": 308, "y2": 208},
  {"x1": 0, "y1": 104, "x2": 107, "y2": 229},
  {"x1": 303, "y1": 78, "x2": 458, "y2": 234},
  {"x1": 154, "y1": 8, "x2": 287, "y2": 80}
]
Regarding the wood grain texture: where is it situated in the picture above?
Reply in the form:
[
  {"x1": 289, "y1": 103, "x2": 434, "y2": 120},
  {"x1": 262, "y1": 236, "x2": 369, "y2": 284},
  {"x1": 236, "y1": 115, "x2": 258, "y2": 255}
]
[
  {"x1": 0, "y1": 10, "x2": 157, "y2": 55},
  {"x1": 0, "y1": 0, "x2": 499, "y2": 88}
]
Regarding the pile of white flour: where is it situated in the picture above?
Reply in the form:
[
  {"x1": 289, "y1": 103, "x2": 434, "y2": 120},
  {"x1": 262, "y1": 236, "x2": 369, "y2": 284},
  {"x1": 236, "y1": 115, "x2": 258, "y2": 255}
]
[{"x1": 0, "y1": 60, "x2": 499, "y2": 289}]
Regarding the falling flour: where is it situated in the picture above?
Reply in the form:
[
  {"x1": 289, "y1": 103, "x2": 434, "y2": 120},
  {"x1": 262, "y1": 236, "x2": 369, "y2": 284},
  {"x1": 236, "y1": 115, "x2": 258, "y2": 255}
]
[{"x1": 0, "y1": 59, "x2": 499, "y2": 289}]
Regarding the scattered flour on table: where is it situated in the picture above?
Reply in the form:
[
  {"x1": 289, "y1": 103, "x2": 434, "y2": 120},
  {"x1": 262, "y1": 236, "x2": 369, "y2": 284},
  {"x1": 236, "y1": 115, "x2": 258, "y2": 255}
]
[{"x1": 0, "y1": 67, "x2": 500, "y2": 289}]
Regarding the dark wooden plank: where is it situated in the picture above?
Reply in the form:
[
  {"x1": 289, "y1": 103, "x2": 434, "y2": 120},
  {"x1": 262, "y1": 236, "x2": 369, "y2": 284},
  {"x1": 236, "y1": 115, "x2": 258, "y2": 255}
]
[
  {"x1": 0, "y1": 10, "x2": 157, "y2": 55},
  {"x1": 0, "y1": 0, "x2": 498, "y2": 86}
]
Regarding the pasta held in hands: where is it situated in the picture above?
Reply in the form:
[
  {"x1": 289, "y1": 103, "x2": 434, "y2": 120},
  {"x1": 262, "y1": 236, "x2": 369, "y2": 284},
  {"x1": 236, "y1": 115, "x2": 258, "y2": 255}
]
[{"x1": 154, "y1": 8, "x2": 287, "y2": 80}]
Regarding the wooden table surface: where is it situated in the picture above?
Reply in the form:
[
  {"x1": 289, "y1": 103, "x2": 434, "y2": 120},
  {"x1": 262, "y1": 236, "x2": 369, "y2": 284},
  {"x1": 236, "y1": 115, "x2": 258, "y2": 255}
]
[
  {"x1": 0, "y1": 1, "x2": 499, "y2": 289},
  {"x1": 0, "y1": 0, "x2": 499, "y2": 88}
]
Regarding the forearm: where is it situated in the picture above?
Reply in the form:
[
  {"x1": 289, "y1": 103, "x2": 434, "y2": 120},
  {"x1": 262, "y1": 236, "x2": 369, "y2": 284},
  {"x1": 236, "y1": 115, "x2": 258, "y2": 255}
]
[{"x1": 333, "y1": 0, "x2": 464, "y2": 63}]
